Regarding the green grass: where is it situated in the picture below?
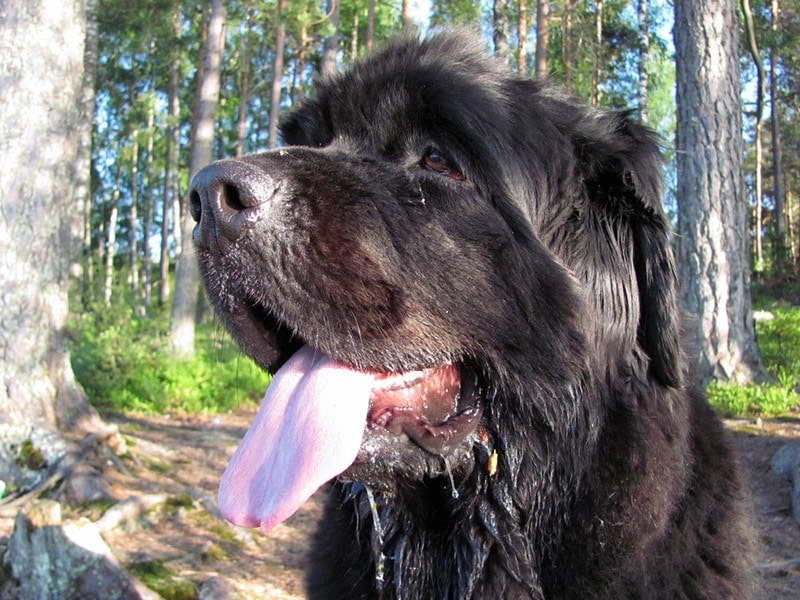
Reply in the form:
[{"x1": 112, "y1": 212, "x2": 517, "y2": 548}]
[
  {"x1": 708, "y1": 307, "x2": 800, "y2": 417},
  {"x1": 69, "y1": 305, "x2": 270, "y2": 415}
]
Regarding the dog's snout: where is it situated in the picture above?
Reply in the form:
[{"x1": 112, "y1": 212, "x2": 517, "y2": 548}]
[{"x1": 189, "y1": 159, "x2": 277, "y2": 249}]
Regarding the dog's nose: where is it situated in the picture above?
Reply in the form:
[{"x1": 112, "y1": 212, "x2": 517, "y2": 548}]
[{"x1": 189, "y1": 159, "x2": 277, "y2": 249}]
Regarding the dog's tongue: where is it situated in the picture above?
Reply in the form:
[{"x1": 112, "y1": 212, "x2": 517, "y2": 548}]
[{"x1": 218, "y1": 345, "x2": 371, "y2": 532}]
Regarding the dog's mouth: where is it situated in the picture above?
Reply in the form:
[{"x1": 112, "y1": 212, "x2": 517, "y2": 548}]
[
  {"x1": 217, "y1": 305, "x2": 484, "y2": 533},
  {"x1": 368, "y1": 362, "x2": 483, "y2": 454}
]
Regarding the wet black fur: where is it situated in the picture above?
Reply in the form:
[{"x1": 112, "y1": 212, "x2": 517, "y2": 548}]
[{"x1": 192, "y1": 31, "x2": 753, "y2": 599}]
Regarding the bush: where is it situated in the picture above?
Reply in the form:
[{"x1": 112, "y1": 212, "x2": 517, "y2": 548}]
[
  {"x1": 708, "y1": 307, "x2": 800, "y2": 417},
  {"x1": 69, "y1": 306, "x2": 269, "y2": 414}
]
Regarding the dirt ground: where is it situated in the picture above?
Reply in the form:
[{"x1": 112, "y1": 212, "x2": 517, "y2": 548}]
[{"x1": 2, "y1": 408, "x2": 799, "y2": 599}]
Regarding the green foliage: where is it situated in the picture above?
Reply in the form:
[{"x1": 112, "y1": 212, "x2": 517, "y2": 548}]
[
  {"x1": 430, "y1": 0, "x2": 482, "y2": 27},
  {"x1": 708, "y1": 307, "x2": 800, "y2": 417},
  {"x1": 127, "y1": 560, "x2": 197, "y2": 600},
  {"x1": 69, "y1": 305, "x2": 269, "y2": 415}
]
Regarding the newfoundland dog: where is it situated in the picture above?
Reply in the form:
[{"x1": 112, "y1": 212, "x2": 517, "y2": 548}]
[{"x1": 189, "y1": 30, "x2": 752, "y2": 599}]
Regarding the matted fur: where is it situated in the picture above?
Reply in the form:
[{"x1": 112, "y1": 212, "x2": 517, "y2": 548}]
[{"x1": 191, "y1": 30, "x2": 753, "y2": 599}]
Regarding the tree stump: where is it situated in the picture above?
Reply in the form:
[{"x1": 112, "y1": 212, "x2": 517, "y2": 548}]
[
  {"x1": 770, "y1": 442, "x2": 800, "y2": 524},
  {"x1": 1, "y1": 500, "x2": 161, "y2": 599}
]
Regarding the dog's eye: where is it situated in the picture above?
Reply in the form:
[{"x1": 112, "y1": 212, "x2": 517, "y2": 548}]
[{"x1": 421, "y1": 150, "x2": 463, "y2": 180}]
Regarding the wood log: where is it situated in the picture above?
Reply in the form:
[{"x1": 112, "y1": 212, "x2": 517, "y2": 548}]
[{"x1": 2, "y1": 499, "x2": 161, "y2": 600}]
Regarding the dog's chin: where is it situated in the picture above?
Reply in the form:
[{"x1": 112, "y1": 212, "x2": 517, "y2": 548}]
[{"x1": 341, "y1": 427, "x2": 481, "y2": 492}]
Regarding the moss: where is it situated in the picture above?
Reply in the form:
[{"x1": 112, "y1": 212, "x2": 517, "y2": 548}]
[
  {"x1": 165, "y1": 493, "x2": 195, "y2": 510},
  {"x1": 200, "y1": 542, "x2": 230, "y2": 563},
  {"x1": 76, "y1": 498, "x2": 117, "y2": 520},
  {"x1": 141, "y1": 457, "x2": 176, "y2": 475},
  {"x1": 190, "y1": 511, "x2": 244, "y2": 548},
  {"x1": 0, "y1": 556, "x2": 18, "y2": 586},
  {"x1": 14, "y1": 439, "x2": 47, "y2": 470},
  {"x1": 127, "y1": 560, "x2": 197, "y2": 600}
]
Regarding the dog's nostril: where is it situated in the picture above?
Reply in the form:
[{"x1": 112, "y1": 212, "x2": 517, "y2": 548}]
[
  {"x1": 221, "y1": 183, "x2": 246, "y2": 212},
  {"x1": 189, "y1": 189, "x2": 202, "y2": 222},
  {"x1": 189, "y1": 159, "x2": 278, "y2": 247}
]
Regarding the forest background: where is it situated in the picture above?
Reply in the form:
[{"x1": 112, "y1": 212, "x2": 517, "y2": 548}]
[
  {"x1": 70, "y1": 0, "x2": 800, "y2": 418},
  {"x1": 1, "y1": 1, "x2": 800, "y2": 598}
]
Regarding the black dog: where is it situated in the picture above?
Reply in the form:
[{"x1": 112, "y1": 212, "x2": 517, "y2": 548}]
[{"x1": 190, "y1": 30, "x2": 752, "y2": 599}]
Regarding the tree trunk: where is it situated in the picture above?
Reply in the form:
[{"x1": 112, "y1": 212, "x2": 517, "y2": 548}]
[
  {"x1": 237, "y1": 1, "x2": 256, "y2": 157},
  {"x1": 267, "y1": 0, "x2": 286, "y2": 150},
  {"x1": 637, "y1": 0, "x2": 649, "y2": 123},
  {"x1": 129, "y1": 134, "x2": 141, "y2": 314},
  {"x1": 160, "y1": 10, "x2": 182, "y2": 307},
  {"x1": 366, "y1": 0, "x2": 376, "y2": 52},
  {"x1": 142, "y1": 87, "x2": 155, "y2": 313},
  {"x1": 493, "y1": 0, "x2": 510, "y2": 62},
  {"x1": 563, "y1": 0, "x2": 575, "y2": 92},
  {"x1": 534, "y1": 0, "x2": 549, "y2": 79},
  {"x1": 770, "y1": 0, "x2": 786, "y2": 272},
  {"x1": 741, "y1": 0, "x2": 765, "y2": 275},
  {"x1": 322, "y1": 0, "x2": 340, "y2": 76},
  {"x1": 104, "y1": 171, "x2": 121, "y2": 308},
  {"x1": 0, "y1": 0, "x2": 104, "y2": 474},
  {"x1": 79, "y1": 0, "x2": 98, "y2": 291},
  {"x1": 169, "y1": 0, "x2": 226, "y2": 356},
  {"x1": 350, "y1": 12, "x2": 359, "y2": 61},
  {"x1": 674, "y1": 0, "x2": 765, "y2": 385},
  {"x1": 401, "y1": 0, "x2": 412, "y2": 28},
  {"x1": 592, "y1": 0, "x2": 603, "y2": 106},
  {"x1": 518, "y1": 0, "x2": 528, "y2": 75}
]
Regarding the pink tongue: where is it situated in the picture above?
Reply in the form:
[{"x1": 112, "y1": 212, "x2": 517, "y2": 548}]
[{"x1": 218, "y1": 345, "x2": 372, "y2": 532}]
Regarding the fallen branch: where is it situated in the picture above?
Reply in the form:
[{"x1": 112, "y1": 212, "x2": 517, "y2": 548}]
[
  {"x1": 95, "y1": 493, "x2": 170, "y2": 533},
  {"x1": 0, "y1": 426, "x2": 120, "y2": 512},
  {"x1": 756, "y1": 558, "x2": 800, "y2": 574}
]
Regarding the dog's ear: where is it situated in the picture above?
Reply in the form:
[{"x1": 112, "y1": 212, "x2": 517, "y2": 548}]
[
  {"x1": 280, "y1": 97, "x2": 333, "y2": 147},
  {"x1": 576, "y1": 112, "x2": 682, "y2": 388}
]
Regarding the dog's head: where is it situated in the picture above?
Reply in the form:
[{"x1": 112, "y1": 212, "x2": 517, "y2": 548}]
[{"x1": 190, "y1": 30, "x2": 678, "y2": 532}]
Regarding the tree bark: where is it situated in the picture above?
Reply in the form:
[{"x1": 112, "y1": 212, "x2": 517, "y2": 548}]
[
  {"x1": 518, "y1": 0, "x2": 528, "y2": 75},
  {"x1": 142, "y1": 85, "x2": 155, "y2": 312},
  {"x1": 741, "y1": 0, "x2": 765, "y2": 274},
  {"x1": 79, "y1": 0, "x2": 98, "y2": 290},
  {"x1": 0, "y1": 0, "x2": 107, "y2": 501},
  {"x1": 401, "y1": 0, "x2": 412, "y2": 28},
  {"x1": 770, "y1": 0, "x2": 786, "y2": 271},
  {"x1": 160, "y1": 10, "x2": 182, "y2": 306},
  {"x1": 129, "y1": 133, "x2": 141, "y2": 314},
  {"x1": 592, "y1": 0, "x2": 603, "y2": 106},
  {"x1": 236, "y1": 1, "x2": 256, "y2": 157},
  {"x1": 321, "y1": 0, "x2": 341, "y2": 77},
  {"x1": 563, "y1": 0, "x2": 575, "y2": 92},
  {"x1": 675, "y1": 0, "x2": 765, "y2": 384},
  {"x1": 350, "y1": 12, "x2": 359, "y2": 61},
  {"x1": 534, "y1": 0, "x2": 549, "y2": 79},
  {"x1": 103, "y1": 182, "x2": 120, "y2": 308},
  {"x1": 169, "y1": 0, "x2": 226, "y2": 356},
  {"x1": 366, "y1": 0, "x2": 376, "y2": 52},
  {"x1": 637, "y1": 0, "x2": 649, "y2": 123},
  {"x1": 5, "y1": 500, "x2": 160, "y2": 599},
  {"x1": 493, "y1": 0, "x2": 510, "y2": 61},
  {"x1": 267, "y1": 0, "x2": 286, "y2": 150},
  {"x1": 322, "y1": 0, "x2": 340, "y2": 76}
]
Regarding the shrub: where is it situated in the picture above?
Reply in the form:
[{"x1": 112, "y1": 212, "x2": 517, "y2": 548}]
[
  {"x1": 69, "y1": 307, "x2": 269, "y2": 414},
  {"x1": 708, "y1": 307, "x2": 800, "y2": 417}
]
